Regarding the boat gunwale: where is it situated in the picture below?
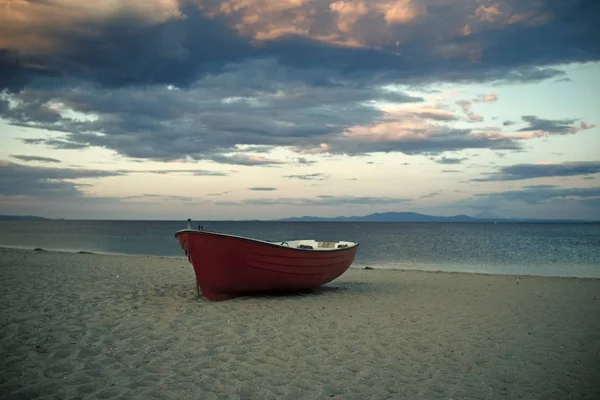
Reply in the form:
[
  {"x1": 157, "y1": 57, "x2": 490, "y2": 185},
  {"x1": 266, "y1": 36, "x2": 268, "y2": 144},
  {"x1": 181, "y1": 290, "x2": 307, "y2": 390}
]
[{"x1": 174, "y1": 229, "x2": 359, "y2": 252}]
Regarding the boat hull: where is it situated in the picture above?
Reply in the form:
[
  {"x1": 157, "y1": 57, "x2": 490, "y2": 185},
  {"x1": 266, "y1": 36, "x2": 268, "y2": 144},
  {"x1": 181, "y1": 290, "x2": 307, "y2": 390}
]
[{"x1": 175, "y1": 230, "x2": 359, "y2": 301}]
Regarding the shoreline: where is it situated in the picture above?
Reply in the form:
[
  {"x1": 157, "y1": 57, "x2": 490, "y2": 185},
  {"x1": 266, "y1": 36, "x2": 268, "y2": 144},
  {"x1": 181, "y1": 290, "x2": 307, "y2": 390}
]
[{"x1": 1, "y1": 245, "x2": 599, "y2": 281}]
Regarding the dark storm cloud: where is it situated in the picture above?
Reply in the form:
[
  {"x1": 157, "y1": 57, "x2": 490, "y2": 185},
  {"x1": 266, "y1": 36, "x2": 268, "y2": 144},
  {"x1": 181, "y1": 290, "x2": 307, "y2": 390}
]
[
  {"x1": 1, "y1": 0, "x2": 598, "y2": 92},
  {"x1": 0, "y1": 161, "x2": 125, "y2": 198},
  {"x1": 10, "y1": 155, "x2": 61, "y2": 163},
  {"x1": 2, "y1": 64, "x2": 420, "y2": 162},
  {"x1": 473, "y1": 186, "x2": 600, "y2": 204},
  {"x1": 472, "y1": 162, "x2": 600, "y2": 182},
  {"x1": 1, "y1": 0, "x2": 598, "y2": 163},
  {"x1": 325, "y1": 127, "x2": 522, "y2": 156},
  {"x1": 518, "y1": 116, "x2": 597, "y2": 134},
  {"x1": 22, "y1": 138, "x2": 88, "y2": 150},
  {"x1": 0, "y1": 2, "x2": 253, "y2": 92},
  {"x1": 0, "y1": 160, "x2": 230, "y2": 199}
]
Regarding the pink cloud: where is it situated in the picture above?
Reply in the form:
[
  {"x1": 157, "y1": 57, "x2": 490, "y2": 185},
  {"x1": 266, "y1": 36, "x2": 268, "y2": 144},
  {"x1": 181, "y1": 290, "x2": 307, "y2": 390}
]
[
  {"x1": 475, "y1": 4, "x2": 503, "y2": 23},
  {"x1": 499, "y1": 131, "x2": 548, "y2": 139},
  {"x1": 377, "y1": 0, "x2": 427, "y2": 24},
  {"x1": 535, "y1": 161, "x2": 559, "y2": 165},
  {"x1": 457, "y1": 24, "x2": 472, "y2": 36},
  {"x1": 507, "y1": 12, "x2": 552, "y2": 26},
  {"x1": 573, "y1": 121, "x2": 597, "y2": 132},
  {"x1": 463, "y1": 2, "x2": 552, "y2": 36},
  {"x1": 453, "y1": 92, "x2": 498, "y2": 123},
  {"x1": 455, "y1": 99, "x2": 472, "y2": 113},
  {"x1": 1, "y1": 0, "x2": 557, "y2": 67},
  {"x1": 0, "y1": 0, "x2": 183, "y2": 54},
  {"x1": 473, "y1": 93, "x2": 498, "y2": 103},
  {"x1": 454, "y1": 99, "x2": 485, "y2": 123},
  {"x1": 329, "y1": 1, "x2": 369, "y2": 33},
  {"x1": 294, "y1": 143, "x2": 330, "y2": 154},
  {"x1": 467, "y1": 112, "x2": 484, "y2": 123}
]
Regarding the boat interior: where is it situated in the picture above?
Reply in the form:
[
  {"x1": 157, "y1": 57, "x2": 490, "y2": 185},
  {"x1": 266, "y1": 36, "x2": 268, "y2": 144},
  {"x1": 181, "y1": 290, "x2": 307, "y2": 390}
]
[{"x1": 274, "y1": 239, "x2": 357, "y2": 250}]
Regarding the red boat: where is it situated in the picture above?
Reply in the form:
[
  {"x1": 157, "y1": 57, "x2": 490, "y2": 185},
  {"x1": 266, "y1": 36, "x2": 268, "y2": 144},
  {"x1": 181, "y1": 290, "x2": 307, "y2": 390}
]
[{"x1": 174, "y1": 219, "x2": 359, "y2": 301}]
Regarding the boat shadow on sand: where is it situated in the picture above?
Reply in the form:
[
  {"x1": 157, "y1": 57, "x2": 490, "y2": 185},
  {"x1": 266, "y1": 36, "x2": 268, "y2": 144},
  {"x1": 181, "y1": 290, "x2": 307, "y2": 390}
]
[
  {"x1": 226, "y1": 285, "x2": 348, "y2": 301},
  {"x1": 189, "y1": 281, "x2": 385, "y2": 302},
  {"x1": 149, "y1": 280, "x2": 397, "y2": 303}
]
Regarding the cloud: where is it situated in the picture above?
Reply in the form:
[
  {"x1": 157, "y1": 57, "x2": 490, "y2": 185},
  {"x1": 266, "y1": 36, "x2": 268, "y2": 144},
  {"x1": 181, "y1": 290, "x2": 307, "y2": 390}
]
[
  {"x1": 447, "y1": 183, "x2": 600, "y2": 220},
  {"x1": 467, "y1": 113, "x2": 484, "y2": 123},
  {"x1": 283, "y1": 173, "x2": 329, "y2": 180},
  {"x1": 10, "y1": 155, "x2": 61, "y2": 163},
  {"x1": 122, "y1": 194, "x2": 197, "y2": 203},
  {"x1": 1, "y1": 1, "x2": 598, "y2": 164},
  {"x1": 319, "y1": 124, "x2": 522, "y2": 156},
  {"x1": 472, "y1": 93, "x2": 498, "y2": 103},
  {"x1": 420, "y1": 190, "x2": 442, "y2": 199},
  {"x1": 455, "y1": 100, "x2": 472, "y2": 113},
  {"x1": 1, "y1": 59, "x2": 422, "y2": 163},
  {"x1": 473, "y1": 186, "x2": 600, "y2": 205},
  {"x1": 442, "y1": 169, "x2": 461, "y2": 173},
  {"x1": 0, "y1": 161, "x2": 125, "y2": 198},
  {"x1": 0, "y1": 160, "x2": 232, "y2": 200},
  {"x1": 1, "y1": 0, "x2": 598, "y2": 94},
  {"x1": 433, "y1": 156, "x2": 467, "y2": 164},
  {"x1": 517, "y1": 116, "x2": 597, "y2": 135},
  {"x1": 210, "y1": 154, "x2": 284, "y2": 166},
  {"x1": 139, "y1": 169, "x2": 228, "y2": 176},
  {"x1": 297, "y1": 157, "x2": 317, "y2": 165},
  {"x1": 249, "y1": 187, "x2": 277, "y2": 191},
  {"x1": 454, "y1": 99, "x2": 483, "y2": 123},
  {"x1": 409, "y1": 107, "x2": 460, "y2": 122},
  {"x1": 472, "y1": 161, "x2": 600, "y2": 182},
  {"x1": 220, "y1": 195, "x2": 411, "y2": 207},
  {"x1": 208, "y1": 190, "x2": 234, "y2": 196}
]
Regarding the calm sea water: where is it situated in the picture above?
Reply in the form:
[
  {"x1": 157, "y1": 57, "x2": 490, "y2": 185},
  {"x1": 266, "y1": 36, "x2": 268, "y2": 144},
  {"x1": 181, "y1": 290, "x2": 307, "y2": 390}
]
[{"x1": 0, "y1": 220, "x2": 599, "y2": 278}]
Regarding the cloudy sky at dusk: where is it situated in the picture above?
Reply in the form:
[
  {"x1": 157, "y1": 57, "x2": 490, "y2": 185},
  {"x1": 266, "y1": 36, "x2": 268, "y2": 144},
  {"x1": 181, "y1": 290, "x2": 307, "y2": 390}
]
[{"x1": 0, "y1": 0, "x2": 598, "y2": 220}]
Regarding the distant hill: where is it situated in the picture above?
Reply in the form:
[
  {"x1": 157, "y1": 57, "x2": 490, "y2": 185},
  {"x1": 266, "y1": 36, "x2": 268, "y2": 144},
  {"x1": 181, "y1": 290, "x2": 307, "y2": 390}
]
[
  {"x1": 0, "y1": 215, "x2": 48, "y2": 221},
  {"x1": 274, "y1": 211, "x2": 592, "y2": 223}
]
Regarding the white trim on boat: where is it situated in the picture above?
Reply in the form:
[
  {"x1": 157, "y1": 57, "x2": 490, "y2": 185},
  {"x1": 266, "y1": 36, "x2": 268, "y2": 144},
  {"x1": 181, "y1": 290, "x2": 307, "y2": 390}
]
[{"x1": 174, "y1": 229, "x2": 359, "y2": 251}]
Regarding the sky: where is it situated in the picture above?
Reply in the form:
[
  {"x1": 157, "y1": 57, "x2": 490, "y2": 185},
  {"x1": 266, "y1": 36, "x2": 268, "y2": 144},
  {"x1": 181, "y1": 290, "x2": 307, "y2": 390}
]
[{"x1": 0, "y1": 0, "x2": 599, "y2": 220}]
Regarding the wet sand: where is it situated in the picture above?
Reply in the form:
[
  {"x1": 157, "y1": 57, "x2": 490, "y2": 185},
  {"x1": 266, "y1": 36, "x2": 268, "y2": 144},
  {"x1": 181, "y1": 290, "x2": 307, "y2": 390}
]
[{"x1": 1, "y1": 246, "x2": 599, "y2": 399}]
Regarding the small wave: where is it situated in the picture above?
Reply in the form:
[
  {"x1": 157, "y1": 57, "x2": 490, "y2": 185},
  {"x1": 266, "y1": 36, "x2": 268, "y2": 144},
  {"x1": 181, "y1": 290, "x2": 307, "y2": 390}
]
[
  {"x1": 0, "y1": 245, "x2": 186, "y2": 260},
  {"x1": 351, "y1": 262, "x2": 600, "y2": 279}
]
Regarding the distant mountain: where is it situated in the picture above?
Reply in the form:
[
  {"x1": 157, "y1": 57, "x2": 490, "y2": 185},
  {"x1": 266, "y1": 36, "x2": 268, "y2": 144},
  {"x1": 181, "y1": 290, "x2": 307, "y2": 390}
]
[
  {"x1": 474, "y1": 211, "x2": 502, "y2": 220},
  {"x1": 274, "y1": 211, "x2": 593, "y2": 223},
  {"x1": 0, "y1": 215, "x2": 48, "y2": 221}
]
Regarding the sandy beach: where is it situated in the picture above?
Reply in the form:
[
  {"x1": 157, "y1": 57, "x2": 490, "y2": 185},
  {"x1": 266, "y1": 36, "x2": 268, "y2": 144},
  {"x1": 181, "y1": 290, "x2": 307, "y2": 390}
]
[{"x1": 1, "y1": 246, "x2": 598, "y2": 399}]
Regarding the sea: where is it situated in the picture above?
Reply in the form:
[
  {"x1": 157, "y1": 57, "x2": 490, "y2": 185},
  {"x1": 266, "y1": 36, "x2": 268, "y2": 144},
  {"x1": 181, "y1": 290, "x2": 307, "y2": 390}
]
[{"x1": 1, "y1": 220, "x2": 599, "y2": 278}]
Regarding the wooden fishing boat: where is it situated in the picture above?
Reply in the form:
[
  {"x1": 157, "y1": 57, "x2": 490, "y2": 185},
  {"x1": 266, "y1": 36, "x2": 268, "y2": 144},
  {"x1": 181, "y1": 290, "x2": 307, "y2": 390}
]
[{"x1": 174, "y1": 219, "x2": 359, "y2": 301}]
